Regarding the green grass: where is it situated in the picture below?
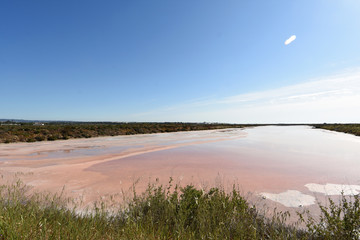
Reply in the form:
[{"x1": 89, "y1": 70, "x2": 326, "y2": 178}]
[{"x1": 0, "y1": 180, "x2": 359, "y2": 239}]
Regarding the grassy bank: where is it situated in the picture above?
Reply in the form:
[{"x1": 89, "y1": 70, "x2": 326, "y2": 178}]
[
  {"x1": 312, "y1": 124, "x2": 360, "y2": 137},
  {"x1": 0, "y1": 122, "x2": 252, "y2": 144},
  {"x1": 1, "y1": 181, "x2": 359, "y2": 239}
]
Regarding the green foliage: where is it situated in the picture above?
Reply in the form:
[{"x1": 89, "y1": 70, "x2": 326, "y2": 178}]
[
  {"x1": 0, "y1": 180, "x2": 303, "y2": 239},
  {"x1": 300, "y1": 194, "x2": 360, "y2": 240},
  {"x1": 0, "y1": 181, "x2": 122, "y2": 239},
  {"x1": 1, "y1": 180, "x2": 359, "y2": 239},
  {"x1": 0, "y1": 122, "x2": 252, "y2": 143},
  {"x1": 312, "y1": 124, "x2": 360, "y2": 137}
]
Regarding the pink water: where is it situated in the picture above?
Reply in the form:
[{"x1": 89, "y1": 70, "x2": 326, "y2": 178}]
[{"x1": 1, "y1": 126, "x2": 360, "y2": 208}]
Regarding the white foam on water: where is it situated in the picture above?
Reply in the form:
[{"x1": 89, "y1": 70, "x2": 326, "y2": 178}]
[
  {"x1": 260, "y1": 190, "x2": 316, "y2": 207},
  {"x1": 305, "y1": 183, "x2": 360, "y2": 195}
]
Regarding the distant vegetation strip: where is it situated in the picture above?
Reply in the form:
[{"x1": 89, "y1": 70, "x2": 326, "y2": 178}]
[
  {"x1": 311, "y1": 124, "x2": 360, "y2": 137},
  {"x1": 1, "y1": 180, "x2": 359, "y2": 239},
  {"x1": 0, "y1": 121, "x2": 255, "y2": 143}
]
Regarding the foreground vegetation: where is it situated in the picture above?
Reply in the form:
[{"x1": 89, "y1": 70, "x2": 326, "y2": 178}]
[
  {"x1": 1, "y1": 181, "x2": 359, "y2": 239},
  {"x1": 312, "y1": 124, "x2": 360, "y2": 137},
  {"x1": 0, "y1": 122, "x2": 252, "y2": 143}
]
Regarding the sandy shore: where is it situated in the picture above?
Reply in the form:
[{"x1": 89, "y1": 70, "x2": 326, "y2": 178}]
[{"x1": 0, "y1": 129, "x2": 248, "y2": 205}]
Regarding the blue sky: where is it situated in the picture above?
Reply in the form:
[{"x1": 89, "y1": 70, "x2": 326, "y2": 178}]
[{"x1": 1, "y1": 1, "x2": 360, "y2": 123}]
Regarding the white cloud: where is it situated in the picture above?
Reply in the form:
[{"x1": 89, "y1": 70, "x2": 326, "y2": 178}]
[
  {"x1": 126, "y1": 68, "x2": 360, "y2": 123},
  {"x1": 284, "y1": 35, "x2": 296, "y2": 45}
]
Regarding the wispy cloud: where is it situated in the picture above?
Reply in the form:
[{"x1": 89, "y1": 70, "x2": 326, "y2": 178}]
[
  {"x1": 126, "y1": 68, "x2": 360, "y2": 123},
  {"x1": 284, "y1": 35, "x2": 296, "y2": 45}
]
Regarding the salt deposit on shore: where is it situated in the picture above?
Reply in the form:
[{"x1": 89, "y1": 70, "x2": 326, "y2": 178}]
[
  {"x1": 305, "y1": 183, "x2": 360, "y2": 195},
  {"x1": 260, "y1": 190, "x2": 316, "y2": 207}
]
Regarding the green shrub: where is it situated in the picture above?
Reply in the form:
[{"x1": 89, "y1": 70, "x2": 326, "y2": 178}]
[
  {"x1": 2, "y1": 180, "x2": 360, "y2": 239},
  {"x1": 300, "y1": 194, "x2": 360, "y2": 240},
  {"x1": 35, "y1": 135, "x2": 45, "y2": 141},
  {"x1": 0, "y1": 122, "x2": 251, "y2": 143}
]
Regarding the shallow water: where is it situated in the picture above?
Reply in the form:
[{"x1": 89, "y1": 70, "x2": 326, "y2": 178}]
[{"x1": 1, "y1": 126, "x2": 360, "y2": 207}]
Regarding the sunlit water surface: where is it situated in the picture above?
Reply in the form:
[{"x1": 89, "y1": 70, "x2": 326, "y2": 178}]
[{"x1": 1, "y1": 126, "x2": 360, "y2": 207}]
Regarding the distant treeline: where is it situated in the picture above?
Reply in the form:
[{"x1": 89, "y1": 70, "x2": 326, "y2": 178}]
[
  {"x1": 0, "y1": 122, "x2": 253, "y2": 143},
  {"x1": 312, "y1": 124, "x2": 360, "y2": 137}
]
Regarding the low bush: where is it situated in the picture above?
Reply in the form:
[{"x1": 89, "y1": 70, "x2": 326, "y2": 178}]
[
  {"x1": 0, "y1": 180, "x2": 359, "y2": 239},
  {"x1": 0, "y1": 122, "x2": 253, "y2": 143}
]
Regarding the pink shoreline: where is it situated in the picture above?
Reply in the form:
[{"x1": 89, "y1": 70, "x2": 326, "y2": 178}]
[{"x1": 1, "y1": 126, "x2": 360, "y2": 213}]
